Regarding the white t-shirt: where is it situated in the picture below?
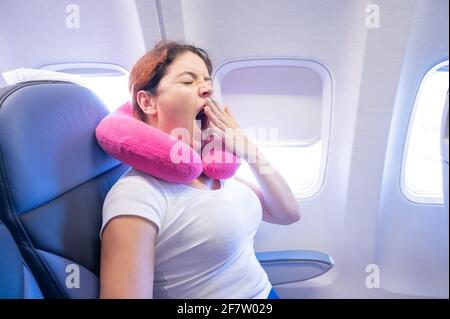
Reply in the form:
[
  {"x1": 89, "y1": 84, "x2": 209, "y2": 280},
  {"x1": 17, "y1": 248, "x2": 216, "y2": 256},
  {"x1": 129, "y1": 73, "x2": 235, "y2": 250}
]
[{"x1": 100, "y1": 168, "x2": 272, "y2": 299}]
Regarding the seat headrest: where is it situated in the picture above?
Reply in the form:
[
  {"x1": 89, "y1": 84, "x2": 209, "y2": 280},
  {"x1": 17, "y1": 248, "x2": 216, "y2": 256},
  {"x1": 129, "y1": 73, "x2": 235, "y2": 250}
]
[{"x1": 0, "y1": 81, "x2": 119, "y2": 213}]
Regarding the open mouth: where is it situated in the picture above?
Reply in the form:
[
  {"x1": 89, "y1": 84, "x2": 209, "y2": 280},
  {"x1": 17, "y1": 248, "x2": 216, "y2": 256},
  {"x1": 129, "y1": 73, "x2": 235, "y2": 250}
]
[{"x1": 195, "y1": 108, "x2": 208, "y2": 131}]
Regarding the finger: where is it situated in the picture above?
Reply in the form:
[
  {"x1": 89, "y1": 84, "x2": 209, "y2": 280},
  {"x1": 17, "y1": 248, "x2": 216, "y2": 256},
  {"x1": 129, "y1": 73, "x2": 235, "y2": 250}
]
[
  {"x1": 224, "y1": 106, "x2": 234, "y2": 117},
  {"x1": 221, "y1": 106, "x2": 239, "y2": 129},
  {"x1": 209, "y1": 98, "x2": 222, "y2": 111},
  {"x1": 208, "y1": 100, "x2": 236, "y2": 129},
  {"x1": 205, "y1": 106, "x2": 226, "y2": 130},
  {"x1": 207, "y1": 98, "x2": 226, "y2": 118}
]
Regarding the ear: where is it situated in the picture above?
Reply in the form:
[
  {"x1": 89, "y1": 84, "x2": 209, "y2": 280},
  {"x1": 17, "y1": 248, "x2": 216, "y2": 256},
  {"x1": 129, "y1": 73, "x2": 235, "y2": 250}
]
[{"x1": 136, "y1": 90, "x2": 157, "y2": 117}]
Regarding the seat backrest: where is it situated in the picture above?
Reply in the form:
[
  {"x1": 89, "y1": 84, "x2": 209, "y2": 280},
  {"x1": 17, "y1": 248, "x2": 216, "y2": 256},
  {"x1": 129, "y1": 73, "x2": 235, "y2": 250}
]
[
  {"x1": 0, "y1": 220, "x2": 43, "y2": 298},
  {"x1": 0, "y1": 81, "x2": 128, "y2": 298}
]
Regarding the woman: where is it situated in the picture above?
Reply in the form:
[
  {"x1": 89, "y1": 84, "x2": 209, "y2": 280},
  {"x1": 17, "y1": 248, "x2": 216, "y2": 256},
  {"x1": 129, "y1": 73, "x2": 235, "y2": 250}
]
[{"x1": 99, "y1": 41, "x2": 301, "y2": 299}]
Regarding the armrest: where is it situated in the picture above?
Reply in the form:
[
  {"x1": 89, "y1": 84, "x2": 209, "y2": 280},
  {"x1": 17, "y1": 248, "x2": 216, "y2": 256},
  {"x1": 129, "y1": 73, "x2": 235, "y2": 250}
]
[{"x1": 256, "y1": 250, "x2": 334, "y2": 286}]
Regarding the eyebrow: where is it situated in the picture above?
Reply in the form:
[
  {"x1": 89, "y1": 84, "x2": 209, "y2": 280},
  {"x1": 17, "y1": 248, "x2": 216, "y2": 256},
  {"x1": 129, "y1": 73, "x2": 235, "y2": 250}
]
[{"x1": 176, "y1": 71, "x2": 212, "y2": 82}]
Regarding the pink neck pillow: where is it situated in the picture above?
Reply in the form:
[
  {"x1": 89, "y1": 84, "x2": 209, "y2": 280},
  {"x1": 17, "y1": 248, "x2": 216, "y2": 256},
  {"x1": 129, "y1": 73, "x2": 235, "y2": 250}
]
[{"x1": 95, "y1": 102, "x2": 240, "y2": 183}]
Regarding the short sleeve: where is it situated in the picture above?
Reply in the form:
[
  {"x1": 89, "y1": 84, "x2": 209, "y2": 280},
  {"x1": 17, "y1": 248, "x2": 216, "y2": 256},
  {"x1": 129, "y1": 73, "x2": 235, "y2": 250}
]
[{"x1": 100, "y1": 169, "x2": 168, "y2": 238}]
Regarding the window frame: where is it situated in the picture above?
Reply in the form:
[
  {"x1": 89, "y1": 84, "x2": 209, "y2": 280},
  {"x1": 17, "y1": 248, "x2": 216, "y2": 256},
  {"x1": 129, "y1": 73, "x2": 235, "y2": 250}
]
[
  {"x1": 39, "y1": 62, "x2": 130, "y2": 112},
  {"x1": 213, "y1": 58, "x2": 333, "y2": 199}
]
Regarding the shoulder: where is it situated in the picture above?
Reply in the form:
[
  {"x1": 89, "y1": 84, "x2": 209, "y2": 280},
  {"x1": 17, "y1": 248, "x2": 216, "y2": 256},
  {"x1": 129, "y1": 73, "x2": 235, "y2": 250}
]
[
  {"x1": 106, "y1": 168, "x2": 171, "y2": 199},
  {"x1": 101, "y1": 168, "x2": 170, "y2": 237},
  {"x1": 113, "y1": 167, "x2": 166, "y2": 189},
  {"x1": 104, "y1": 168, "x2": 170, "y2": 211}
]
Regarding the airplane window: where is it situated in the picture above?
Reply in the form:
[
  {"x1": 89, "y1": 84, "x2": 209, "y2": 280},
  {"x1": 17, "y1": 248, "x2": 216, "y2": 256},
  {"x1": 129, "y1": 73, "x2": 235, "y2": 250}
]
[
  {"x1": 215, "y1": 59, "x2": 332, "y2": 198},
  {"x1": 78, "y1": 74, "x2": 130, "y2": 112},
  {"x1": 236, "y1": 141, "x2": 322, "y2": 198},
  {"x1": 40, "y1": 63, "x2": 130, "y2": 112},
  {"x1": 402, "y1": 61, "x2": 449, "y2": 204}
]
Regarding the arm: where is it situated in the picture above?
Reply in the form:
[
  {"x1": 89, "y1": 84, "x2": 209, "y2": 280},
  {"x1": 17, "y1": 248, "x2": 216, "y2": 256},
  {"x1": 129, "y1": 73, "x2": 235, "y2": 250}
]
[
  {"x1": 100, "y1": 215, "x2": 157, "y2": 299},
  {"x1": 234, "y1": 149, "x2": 301, "y2": 225}
]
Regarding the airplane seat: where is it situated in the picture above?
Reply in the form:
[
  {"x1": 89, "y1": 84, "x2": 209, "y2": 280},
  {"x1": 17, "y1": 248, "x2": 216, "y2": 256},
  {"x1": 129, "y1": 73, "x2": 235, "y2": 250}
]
[
  {"x1": 0, "y1": 220, "x2": 43, "y2": 298},
  {"x1": 0, "y1": 80, "x2": 129, "y2": 298}
]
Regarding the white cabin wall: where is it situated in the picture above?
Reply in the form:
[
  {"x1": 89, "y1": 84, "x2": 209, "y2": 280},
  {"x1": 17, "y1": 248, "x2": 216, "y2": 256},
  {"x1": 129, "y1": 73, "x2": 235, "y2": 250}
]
[
  {"x1": 377, "y1": 0, "x2": 449, "y2": 298},
  {"x1": 338, "y1": 0, "x2": 419, "y2": 298},
  {"x1": 156, "y1": 0, "x2": 185, "y2": 42}
]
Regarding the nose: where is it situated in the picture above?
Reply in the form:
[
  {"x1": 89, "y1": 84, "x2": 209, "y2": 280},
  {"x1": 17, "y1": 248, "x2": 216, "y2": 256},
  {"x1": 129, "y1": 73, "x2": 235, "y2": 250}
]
[{"x1": 199, "y1": 81, "x2": 213, "y2": 98}]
